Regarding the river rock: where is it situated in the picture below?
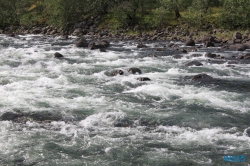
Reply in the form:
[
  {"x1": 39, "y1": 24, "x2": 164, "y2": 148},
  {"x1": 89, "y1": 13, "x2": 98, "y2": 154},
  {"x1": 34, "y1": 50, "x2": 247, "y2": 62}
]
[
  {"x1": 205, "y1": 52, "x2": 221, "y2": 58},
  {"x1": 97, "y1": 40, "x2": 110, "y2": 48},
  {"x1": 137, "y1": 43, "x2": 147, "y2": 48},
  {"x1": 185, "y1": 61, "x2": 203, "y2": 67},
  {"x1": 0, "y1": 111, "x2": 22, "y2": 121},
  {"x1": 238, "y1": 53, "x2": 250, "y2": 59},
  {"x1": 137, "y1": 77, "x2": 151, "y2": 81},
  {"x1": 185, "y1": 39, "x2": 195, "y2": 46},
  {"x1": 173, "y1": 55, "x2": 183, "y2": 59},
  {"x1": 191, "y1": 73, "x2": 214, "y2": 82},
  {"x1": 232, "y1": 32, "x2": 242, "y2": 43},
  {"x1": 54, "y1": 52, "x2": 64, "y2": 58},
  {"x1": 111, "y1": 69, "x2": 124, "y2": 76},
  {"x1": 204, "y1": 41, "x2": 215, "y2": 47},
  {"x1": 128, "y1": 67, "x2": 142, "y2": 74},
  {"x1": 28, "y1": 111, "x2": 62, "y2": 121},
  {"x1": 76, "y1": 37, "x2": 88, "y2": 47}
]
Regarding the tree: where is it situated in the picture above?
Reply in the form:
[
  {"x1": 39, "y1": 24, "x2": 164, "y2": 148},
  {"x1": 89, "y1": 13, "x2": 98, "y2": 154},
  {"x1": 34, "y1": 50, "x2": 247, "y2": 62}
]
[
  {"x1": 220, "y1": 0, "x2": 250, "y2": 28},
  {"x1": 158, "y1": 0, "x2": 193, "y2": 19},
  {"x1": 43, "y1": 0, "x2": 86, "y2": 29},
  {"x1": 0, "y1": 0, "x2": 19, "y2": 27}
]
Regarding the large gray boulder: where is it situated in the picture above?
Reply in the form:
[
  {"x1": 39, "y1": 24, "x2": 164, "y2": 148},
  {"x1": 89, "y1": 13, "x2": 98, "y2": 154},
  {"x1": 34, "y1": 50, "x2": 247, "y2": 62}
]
[{"x1": 76, "y1": 37, "x2": 88, "y2": 47}]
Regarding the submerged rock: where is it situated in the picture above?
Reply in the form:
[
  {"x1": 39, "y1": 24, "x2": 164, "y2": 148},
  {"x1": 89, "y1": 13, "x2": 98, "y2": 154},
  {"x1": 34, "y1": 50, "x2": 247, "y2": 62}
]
[
  {"x1": 137, "y1": 77, "x2": 151, "y2": 81},
  {"x1": 137, "y1": 43, "x2": 147, "y2": 48},
  {"x1": 185, "y1": 61, "x2": 203, "y2": 67},
  {"x1": 191, "y1": 73, "x2": 214, "y2": 82},
  {"x1": 0, "y1": 111, "x2": 22, "y2": 121},
  {"x1": 0, "y1": 110, "x2": 62, "y2": 123}
]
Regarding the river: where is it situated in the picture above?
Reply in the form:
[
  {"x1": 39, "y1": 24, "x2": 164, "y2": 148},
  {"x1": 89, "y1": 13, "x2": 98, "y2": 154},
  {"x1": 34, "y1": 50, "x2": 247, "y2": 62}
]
[{"x1": 0, "y1": 34, "x2": 250, "y2": 166}]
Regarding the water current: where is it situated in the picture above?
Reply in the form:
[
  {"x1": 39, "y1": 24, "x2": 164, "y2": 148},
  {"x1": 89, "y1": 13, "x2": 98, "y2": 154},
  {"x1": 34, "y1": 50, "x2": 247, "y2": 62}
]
[{"x1": 0, "y1": 34, "x2": 250, "y2": 166}]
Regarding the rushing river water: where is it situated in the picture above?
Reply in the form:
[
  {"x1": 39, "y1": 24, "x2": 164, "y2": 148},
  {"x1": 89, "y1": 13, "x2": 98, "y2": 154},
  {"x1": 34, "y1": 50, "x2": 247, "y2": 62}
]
[{"x1": 0, "y1": 34, "x2": 250, "y2": 166}]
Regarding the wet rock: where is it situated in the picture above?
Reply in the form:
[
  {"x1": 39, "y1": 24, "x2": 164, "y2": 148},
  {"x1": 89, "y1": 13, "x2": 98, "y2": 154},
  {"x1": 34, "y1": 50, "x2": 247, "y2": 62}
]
[
  {"x1": 190, "y1": 54, "x2": 202, "y2": 58},
  {"x1": 204, "y1": 41, "x2": 215, "y2": 47},
  {"x1": 187, "y1": 47, "x2": 197, "y2": 52},
  {"x1": 226, "y1": 65, "x2": 235, "y2": 67},
  {"x1": 128, "y1": 67, "x2": 142, "y2": 74},
  {"x1": 191, "y1": 73, "x2": 214, "y2": 82},
  {"x1": 137, "y1": 77, "x2": 151, "y2": 81},
  {"x1": 167, "y1": 43, "x2": 175, "y2": 47},
  {"x1": 185, "y1": 61, "x2": 203, "y2": 67},
  {"x1": 238, "y1": 53, "x2": 250, "y2": 59},
  {"x1": 72, "y1": 28, "x2": 83, "y2": 36},
  {"x1": 185, "y1": 39, "x2": 195, "y2": 46},
  {"x1": 111, "y1": 69, "x2": 124, "y2": 76},
  {"x1": 88, "y1": 41, "x2": 96, "y2": 50},
  {"x1": 76, "y1": 37, "x2": 88, "y2": 47},
  {"x1": 54, "y1": 52, "x2": 64, "y2": 58},
  {"x1": 201, "y1": 36, "x2": 215, "y2": 43},
  {"x1": 97, "y1": 40, "x2": 110, "y2": 48},
  {"x1": 99, "y1": 48, "x2": 106, "y2": 52},
  {"x1": 114, "y1": 118, "x2": 133, "y2": 127},
  {"x1": 28, "y1": 111, "x2": 62, "y2": 121},
  {"x1": 173, "y1": 55, "x2": 183, "y2": 59},
  {"x1": 236, "y1": 44, "x2": 250, "y2": 51},
  {"x1": 245, "y1": 128, "x2": 250, "y2": 137},
  {"x1": 205, "y1": 52, "x2": 222, "y2": 58},
  {"x1": 137, "y1": 43, "x2": 147, "y2": 48},
  {"x1": 156, "y1": 48, "x2": 165, "y2": 51},
  {"x1": 0, "y1": 111, "x2": 22, "y2": 121},
  {"x1": 179, "y1": 49, "x2": 187, "y2": 53}
]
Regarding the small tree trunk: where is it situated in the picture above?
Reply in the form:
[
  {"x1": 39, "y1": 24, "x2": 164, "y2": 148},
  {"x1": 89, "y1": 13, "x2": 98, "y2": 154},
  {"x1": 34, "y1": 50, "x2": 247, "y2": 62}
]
[{"x1": 174, "y1": 7, "x2": 181, "y2": 19}]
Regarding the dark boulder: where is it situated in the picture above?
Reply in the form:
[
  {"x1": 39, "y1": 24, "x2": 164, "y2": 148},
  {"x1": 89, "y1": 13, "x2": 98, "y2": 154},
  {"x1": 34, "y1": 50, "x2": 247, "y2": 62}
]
[
  {"x1": 238, "y1": 53, "x2": 250, "y2": 59},
  {"x1": 205, "y1": 52, "x2": 221, "y2": 58},
  {"x1": 28, "y1": 111, "x2": 62, "y2": 121},
  {"x1": 88, "y1": 41, "x2": 96, "y2": 50},
  {"x1": 72, "y1": 28, "x2": 83, "y2": 36},
  {"x1": 204, "y1": 41, "x2": 215, "y2": 47},
  {"x1": 232, "y1": 32, "x2": 242, "y2": 43},
  {"x1": 0, "y1": 111, "x2": 22, "y2": 121},
  {"x1": 233, "y1": 43, "x2": 250, "y2": 51},
  {"x1": 190, "y1": 54, "x2": 202, "y2": 58},
  {"x1": 97, "y1": 40, "x2": 110, "y2": 48},
  {"x1": 191, "y1": 73, "x2": 214, "y2": 82},
  {"x1": 137, "y1": 77, "x2": 151, "y2": 81},
  {"x1": 128, "y1": 67, "x2": 142, "y2": 74},
  {"x1": 76, "y1": 37, "x2": 88, "y2": 47},
  {"x1": 54, "y1": 52, "x2": 64, "y2": 58},
  {"x1": 185, "y1": 61, "x2": 203, "y2": 67},
  {"x1": 173, "y1": 55, "x2": 183, "y2": 59},
  {"x1": 99, "y1": 48, "x2": 107, "y2": 52},
  {"x1": 137, "y1": 43, "x2": 147, "y2": 48},
  {"x1": 185, "y1": 39, "x2": 195, "y2": 46},
  {"x1": 111, "y1": 69, "x2": 124, "y2": 76}
]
